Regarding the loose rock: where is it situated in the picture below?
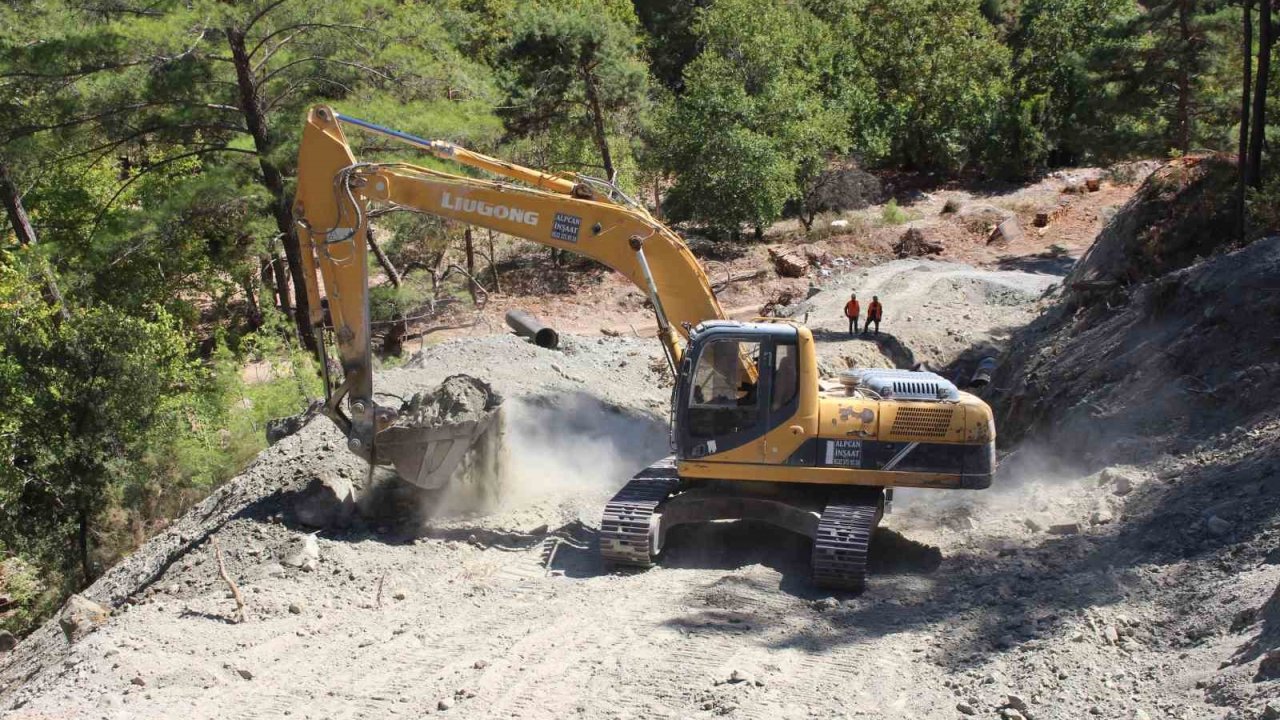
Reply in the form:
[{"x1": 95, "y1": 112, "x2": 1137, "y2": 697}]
[
  {"x1": 58, "y1": 594, "x2": 109, "y2": 644},
  {"x1": 0, "y1": 630, "x2": 16, "y2": 652},
  {"x1": 282, "y1": 534, "x2": 320, "y2": 572},
  {"x1": 956, "y1": 702, "x2": 977, "y2": 715},
  {"x1": 291, "y1": 470, "x2": 357, "y2": 529},
  {"x1": 1206, "y1": 515, "x2": 1232, "y2": 536}
]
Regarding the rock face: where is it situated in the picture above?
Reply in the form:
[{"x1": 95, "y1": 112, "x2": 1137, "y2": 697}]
[
  {"x1": 57, "y1": 595, "x2": 109, "y2": 644},
  {"x1": 291, "y1": 471, "x2": 357, "y2": 529}
]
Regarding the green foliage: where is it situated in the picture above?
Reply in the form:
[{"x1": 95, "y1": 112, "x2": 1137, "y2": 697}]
[
  {"x1": 880, "y1": 199, "x2": 911, "y2": 226},
  {"x1": 654, "y1": 0, "x2": 846, "y2": 234},
  {"x1": 0, "y1": 556, "x2": 58, "y2": 637},
  {"x1": 498, "y1": 0, "x2": 649, "y2": 181}
]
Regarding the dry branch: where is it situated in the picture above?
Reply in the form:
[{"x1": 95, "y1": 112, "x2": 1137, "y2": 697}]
[{"x1": 212, "y1": 538, "x2": 246, "y2": 624}]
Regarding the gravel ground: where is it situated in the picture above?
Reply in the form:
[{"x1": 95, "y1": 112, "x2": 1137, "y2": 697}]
[{"x1": 2, "y1": 251, "x2": 1277, "y2": 719}]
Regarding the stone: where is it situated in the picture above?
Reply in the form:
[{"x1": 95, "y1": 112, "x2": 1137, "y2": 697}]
[
  {"x1": 1100, "y1": 467, "x2": 1143, "y2": 496},
  {"x1": 282, "y1": 534, "x2": 320, "y2": 572},
  {"x1": 1103, "y1": 626, "x2": 1120, "y2": 645},
  {"x1": 392, "y1": 589, "x2": 407, "y2": 601},
  {"x1": 1086, "y1": 177, "x2": 1101, "y2": 192},
  {"x1": 729, "y1": 669, "x2": 753, "y2": 684},
  {"x1": 1206, "y1": 515, "x2": 1232, "y2": 536},
  {"x1": 957, "y1": 203, "x2": 1013, "y2": 231},
  {"x1": 437, "y1": 698, "x2": 453, "y2": 711},
  {"x1": 236, "y1": 668, "x2": 253, "y2": 680},
  {"x1": 291, "y1": 471, "x2": 356, "y2": 529},
  {"x1": 813, "y1": 597, "x2": 839, "y2": 611},
  {"x1": 58, "y1": 594, "x2": 109, "y2": 644},
  {"x1": 473, "y1": 660, "x2": 489, "y2": 670},
  {"x1": 1001, "y1": 710, "x2": 1025, "y2": 720},
  {"x1": 288, "y1": 602, "x2": 303, "y2": 615},
  {"x1": 1023, "y1": 517, "x2": 1044, "y2": 533},
  {"x1": 1048, "y1": 523, "x2": 1080, "y2": 536},
  {"x1": 1090, "y1": 504, "x2": 1115, "y2": 526},
  {"x1": 988, "y1": 217, "x2": 1025, "y2": 246},
  {"x1": 1260, "y1": 702, "x2": 1280, "y2": 720},
  {"x1": 130, "y1": 676, "x2": 146, "y2": 687},
  {"x1": 956, "y1": 702, "x2": 977, "y2": 716},
  {"x1": 1258, "y1": 650, "x2": 1280, "y2": 679},
  {"x1": 0, "y1": 630, "x2": 16, "y2": 652},
  {"x1": 1006, "y1": 695, "x2": 1029, "y2": 713}
]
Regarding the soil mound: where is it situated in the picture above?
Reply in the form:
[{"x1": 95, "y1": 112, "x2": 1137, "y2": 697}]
[{"x1": 1068, "y1": 155, "x2": 1240, "y2": 291}]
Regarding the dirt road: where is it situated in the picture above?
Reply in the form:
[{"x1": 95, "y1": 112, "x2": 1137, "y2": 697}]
[{"x1": 3, "y1": 257, "x2": 1272, "y2": 720}]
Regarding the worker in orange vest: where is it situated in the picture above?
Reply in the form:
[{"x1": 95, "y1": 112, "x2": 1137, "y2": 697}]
[
  {"x1": 866, "y1": 296, "x2": 883, "y2": 335},
  {"x1": 844, "y1": 293, "x2": 861, "y2": 335}
]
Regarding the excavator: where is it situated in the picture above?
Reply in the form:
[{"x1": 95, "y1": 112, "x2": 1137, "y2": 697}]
[{"x1": 292, "y1": 106, "x2": 996, "y2": 589}]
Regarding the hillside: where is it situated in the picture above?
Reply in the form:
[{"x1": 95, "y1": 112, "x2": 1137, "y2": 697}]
[{"x1": 4, "y1": 159, "x2": 1280, "y2": 719}]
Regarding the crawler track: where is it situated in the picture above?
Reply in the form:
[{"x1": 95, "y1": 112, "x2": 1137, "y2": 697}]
[
  {"x1": 599, "y1": 457, "x2": 680, "y2": 567},
  {"x1": 811, "y1": 487, "x2": 885, "y2": 591}
]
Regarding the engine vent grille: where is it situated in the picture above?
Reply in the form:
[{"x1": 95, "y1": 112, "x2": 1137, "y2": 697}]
[{"x1": 891, "y1": 407, "x2": 955, "y2": 438}]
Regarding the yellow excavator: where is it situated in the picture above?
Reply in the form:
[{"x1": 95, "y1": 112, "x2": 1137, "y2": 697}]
[{"x1": 293, "y1": 106, "x2": 996, "y2": 589}]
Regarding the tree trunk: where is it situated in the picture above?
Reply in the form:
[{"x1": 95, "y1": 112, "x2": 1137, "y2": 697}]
[
  {"x1": 580, "y1": 62, "x2": 616, "y2": 182},
  {"x1": 0, "y1": 161, "x2": 69, "y2": 318},
  {"x1": 1248, "y1": 0, "x2": 1273, "y2": 187},
  {"x1": 487, "y1": 230, "x2": 502, "y2": 294},
  {"x1": 272, "y1": 252, "x2": 291, "y2": 312},
  {"x1": 1240, "y1": 0, "x2": 1254, "y2": 237},
  {"x1": 226, "y1": 27, "x2": 315, "y2": 354},
  {"x1": 464, "y1": 226, "x2": 477, "y2": 303},
  {"x1": 366, "y1": 227, "x2": 402, "y2": 288},
  {"x1": 1175, "y1": 0, "x2": 1195, "y2": 153},
  {"x1": 78, "y1": 508, "x2": 92, "y2": 583}
]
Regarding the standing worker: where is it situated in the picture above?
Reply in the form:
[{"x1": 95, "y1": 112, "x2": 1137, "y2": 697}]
[
  {"x1": 844, "y1": 293, "x2": 861, "y2": 336},
  {"x1": 866, "y1": 295, "x2": 883, "y2": 335}
]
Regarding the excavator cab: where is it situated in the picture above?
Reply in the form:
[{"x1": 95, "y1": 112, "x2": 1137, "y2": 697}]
[{"x1": 676, "y1": 322, "x2": 801, "y2": 462}]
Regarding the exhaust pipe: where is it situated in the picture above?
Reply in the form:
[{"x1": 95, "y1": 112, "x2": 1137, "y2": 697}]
[{"x1": 505, "y1": 309, "x2": 559, "y2": 349}]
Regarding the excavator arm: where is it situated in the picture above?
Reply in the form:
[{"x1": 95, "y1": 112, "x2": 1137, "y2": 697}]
[{"x1": 292, "y1": 106, "x2": 725, "y2": 472}]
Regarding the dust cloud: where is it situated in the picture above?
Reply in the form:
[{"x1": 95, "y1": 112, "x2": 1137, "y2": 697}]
[{"x1": 430, "y1": 392, "x2": 670, "y2": 518}]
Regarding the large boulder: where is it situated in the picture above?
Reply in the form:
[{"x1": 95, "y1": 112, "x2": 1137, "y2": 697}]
[
  {"x1": 58, "y1": 594, "x2": 109, "y2": 643},
  {"x1": 988, "y1": 217, "x2": 1025, "y2": 246},
  {"x1": 290, "y1": 470, "x2": 357, "y2": 529},
  {"x1": 956, "y1": 203, "x2": 1013, "y2": 232}
]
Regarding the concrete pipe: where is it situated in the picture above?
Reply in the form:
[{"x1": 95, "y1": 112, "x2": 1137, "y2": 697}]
[
  {"x1": 970, "y1": 356, "x2": 998, "y2": 388},
  {"x1": 505, "y1": 309, "x2": 559, "y2": 349}
]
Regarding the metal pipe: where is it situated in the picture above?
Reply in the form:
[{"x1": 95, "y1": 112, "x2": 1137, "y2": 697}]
[
  {"x1": 505, "y1": 310, "x2": 559, "y2": 349},
  {"x1": 970, "y1": 357, "x2": 998, "y2": 388}
]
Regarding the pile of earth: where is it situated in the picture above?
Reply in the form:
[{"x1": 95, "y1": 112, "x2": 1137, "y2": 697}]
[{"x1": 983, "y1": 157, "x2": 1280, "y2": 715}]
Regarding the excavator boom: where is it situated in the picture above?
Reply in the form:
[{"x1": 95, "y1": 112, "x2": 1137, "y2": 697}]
[{"x1": 293, "y1": 106, "x2": 723, "y2": 485}]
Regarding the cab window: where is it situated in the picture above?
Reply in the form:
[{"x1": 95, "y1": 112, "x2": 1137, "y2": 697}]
[
  {"x1": 688, "y1": 339, "x2": 761, "y2": 439},
  {"x1": 772, "y1": 342, "x2": 799, "y2": 412}
]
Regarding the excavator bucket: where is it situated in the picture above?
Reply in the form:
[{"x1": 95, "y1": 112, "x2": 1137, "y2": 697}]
[
  {"x1": 374, "y1": 375, "x2": 503, "y2": 490},
  {"x1": 376, "y1": 414, "x2": 500, "y2": 490}
]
